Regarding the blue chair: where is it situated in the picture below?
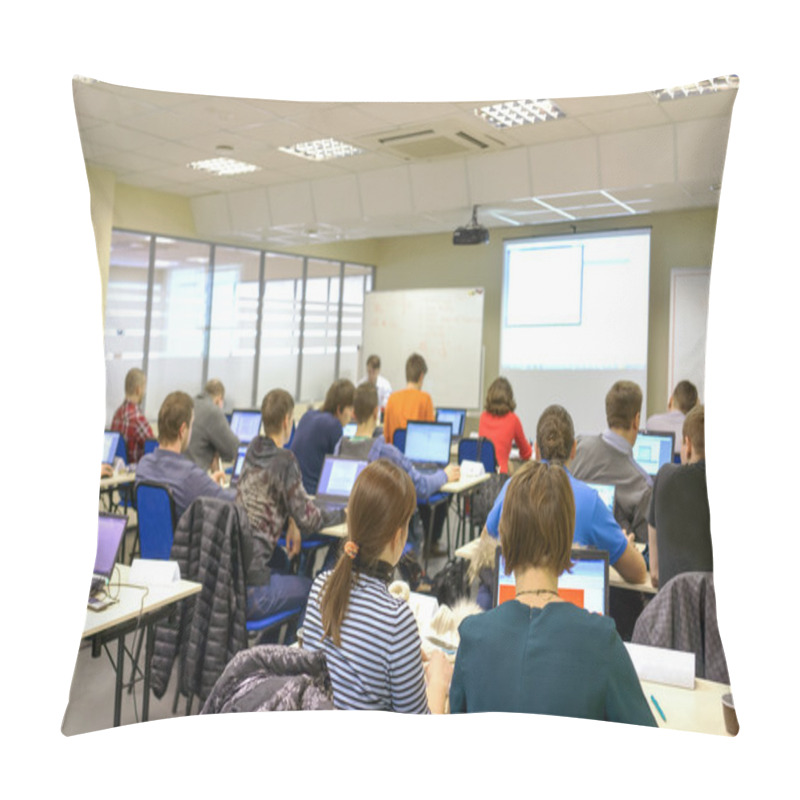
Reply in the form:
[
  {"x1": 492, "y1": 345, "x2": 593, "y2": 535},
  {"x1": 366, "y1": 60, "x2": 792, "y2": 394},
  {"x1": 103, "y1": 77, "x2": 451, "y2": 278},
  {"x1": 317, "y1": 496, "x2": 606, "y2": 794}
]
[
  {"x1": 246, "y1": 607, "x2": 303, "y2": 645},
  {"x1": 392, "y1": 428, "x2": 406, "y2": 452},
  {"x1": 144, "y1": 438, "x2": 159, "y2": 455},
  {"x1": 456, "y1": 438, "x2": 498, "y2": 547},
  {"x1": 135, "y1": 482, "x2": 177, "y2": 560}
]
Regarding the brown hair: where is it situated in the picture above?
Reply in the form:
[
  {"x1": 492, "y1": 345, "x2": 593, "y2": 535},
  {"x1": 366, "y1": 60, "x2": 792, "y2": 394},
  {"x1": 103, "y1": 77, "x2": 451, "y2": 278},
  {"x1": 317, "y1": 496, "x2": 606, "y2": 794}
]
[
  {"x1": 605, "y1": 381, "x2": 643, "y2": 429},
  {"x1": 261, "y1": 389, "x2": 294, "y2": 434},
  {"x1": 499, "y1": 461, "x2": 574, "y2": 577},
  {"x1": 366, "y1": 354, "x2": 381, "y2": 370},
  {"x1": 682, "y1": 404, "x2": 705, "y2": 457},
  {"x1": 320, "y1": 379, "x2": 356, "y2": 416},
  {"x1": 672, "y1": 380, "x2": 699, "y2": 414},
  {"x1": 484, "y1": 377, "x2": 516, "y2": 416},
  {"x1": 157, "y1": 391, "x2": 193, "y2": 444},
  {"x1": 320, "y1": 460, "x2": 417, "y2": 646},
  {"x1": 353, "y1": 383, "x2": 378, "y2": 424},
  {"x1": 536, "y1": 405, "x2": 575, "y2": 464},
  {"x1": 124, "y1": 367, "x2": 146, "y2": 397},
  {"x1": 405, "y1": 353, "x2": 428, "y2": 383},
  {"x1": 204, "y1": 378, "x2": 225, "y2": 400}
]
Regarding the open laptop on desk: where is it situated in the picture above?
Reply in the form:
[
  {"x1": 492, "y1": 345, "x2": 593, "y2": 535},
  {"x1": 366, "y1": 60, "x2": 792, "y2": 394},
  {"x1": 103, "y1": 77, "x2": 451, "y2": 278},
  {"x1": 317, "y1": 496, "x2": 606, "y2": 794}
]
[
  {"x1": 404, "y1": 420, "x2": 453, "y2": 473},
  {"x1": 436, "y1": 407, "x2": 467, "y2": 440},
  {"x1": 89, "y1": 513, "x2": 128, "y2": 606},
  {"x1": 493, "y1": 547, "x2": 610, "y2": 615},
  {"x1": 633, "y1": 432, "x2": 675, "y2": 476},
  {"x1": 314, "y1": 455, "x2": 369, "y2": 513},
  {"x1": 102, "y1": 431, "x2": 122, "y2": 465},
  {"x1": 230, "y1": 409, "x2": 262, "y2": 445},
  {"x1": 227, "y1": 445, "x2": 249, "y2": 488},
  {"x1": 586, "y1": 482, "x2": 615, "y2": 514}
]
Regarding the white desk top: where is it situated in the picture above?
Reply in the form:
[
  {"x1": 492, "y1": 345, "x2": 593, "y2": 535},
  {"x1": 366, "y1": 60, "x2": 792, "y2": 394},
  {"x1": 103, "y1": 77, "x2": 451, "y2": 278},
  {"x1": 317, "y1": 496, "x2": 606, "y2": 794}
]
[
  {"x1": 83, "y1": 564, "x2": 201, "y2": 639},
  {"x1": 642, "y1": 677, "x2": 731, "y2": 735},
  {"x1": 441, "y1": 472, "x2": 491, "y2": 493},
  {"x1": 99, "y1": 470, "x2": 136, "y2": 490}
]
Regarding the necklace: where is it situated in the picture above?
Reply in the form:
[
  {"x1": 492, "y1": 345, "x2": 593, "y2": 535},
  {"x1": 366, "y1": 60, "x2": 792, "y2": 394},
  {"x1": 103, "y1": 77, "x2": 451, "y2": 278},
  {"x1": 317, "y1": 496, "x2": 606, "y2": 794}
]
[{"x1": 515, "y1": 588, "x2": 559, "y2": 598}]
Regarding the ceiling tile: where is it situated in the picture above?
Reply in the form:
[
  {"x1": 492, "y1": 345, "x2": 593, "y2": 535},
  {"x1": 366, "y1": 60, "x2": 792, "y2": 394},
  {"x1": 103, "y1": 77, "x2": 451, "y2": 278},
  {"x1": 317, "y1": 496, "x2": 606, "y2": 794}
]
[
  {"x1": 468, "y1": 148, "x2": 531, "y2": 205},
  {"x1": 359, "y1": 166, "x2": 413, "y2": 218},
  {"x1": 409, "y1": 159, "x2": 469, "y2": 213},
  {"x1": 529, "y1": 137, "x2": 600, "y2": 195},
  {"x1": 599, "y1": 125, "x2": 675, "y2": 188}
]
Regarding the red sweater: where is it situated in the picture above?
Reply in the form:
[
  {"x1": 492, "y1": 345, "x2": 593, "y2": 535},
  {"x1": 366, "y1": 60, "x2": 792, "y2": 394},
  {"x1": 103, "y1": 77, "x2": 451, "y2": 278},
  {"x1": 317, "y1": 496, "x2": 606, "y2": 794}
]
[{"x1": 478, "y1": 411, "x2": 532, "y2": 473}]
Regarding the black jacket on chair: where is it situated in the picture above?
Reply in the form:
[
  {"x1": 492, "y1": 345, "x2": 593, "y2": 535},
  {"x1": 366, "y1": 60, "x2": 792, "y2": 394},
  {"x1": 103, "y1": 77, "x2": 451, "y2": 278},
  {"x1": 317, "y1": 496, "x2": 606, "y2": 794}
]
[{"x1": 150, "y1": 497, "x2": 252, "y2": 702}]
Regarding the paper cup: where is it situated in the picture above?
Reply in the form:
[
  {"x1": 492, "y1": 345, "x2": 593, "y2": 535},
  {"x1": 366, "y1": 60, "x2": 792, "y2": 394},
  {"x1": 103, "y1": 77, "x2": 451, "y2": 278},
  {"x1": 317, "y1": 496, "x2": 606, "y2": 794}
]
[{"x1": 721, "y1": 692, "x2": 739, "y2": 736}]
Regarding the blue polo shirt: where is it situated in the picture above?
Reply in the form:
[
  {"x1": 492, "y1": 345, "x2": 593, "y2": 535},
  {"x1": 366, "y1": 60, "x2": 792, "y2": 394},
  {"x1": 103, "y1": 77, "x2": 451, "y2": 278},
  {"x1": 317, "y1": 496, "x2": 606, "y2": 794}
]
[{"x1": 485, "y1": 465, "x2": 627, "y2": 565}]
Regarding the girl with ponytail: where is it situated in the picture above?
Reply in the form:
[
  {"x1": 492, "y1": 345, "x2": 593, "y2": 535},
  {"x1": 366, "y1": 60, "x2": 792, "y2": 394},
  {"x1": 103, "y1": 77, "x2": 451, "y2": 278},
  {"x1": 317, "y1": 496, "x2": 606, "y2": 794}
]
[{"x1": 302, "y1": 459, "x2": 452, "y2": 713}]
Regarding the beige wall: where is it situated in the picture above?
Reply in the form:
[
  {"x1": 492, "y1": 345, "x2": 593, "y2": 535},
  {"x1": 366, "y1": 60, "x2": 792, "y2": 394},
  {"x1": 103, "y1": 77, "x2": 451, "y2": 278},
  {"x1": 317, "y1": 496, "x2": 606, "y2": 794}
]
[{"x1": 102, "y1": 179, "x2": 717, "y2": 417}]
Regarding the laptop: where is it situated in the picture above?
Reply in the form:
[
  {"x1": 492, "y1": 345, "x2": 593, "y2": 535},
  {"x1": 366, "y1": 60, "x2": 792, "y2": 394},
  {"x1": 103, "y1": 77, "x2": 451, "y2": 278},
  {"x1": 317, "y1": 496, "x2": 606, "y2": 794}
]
[
  {"x1": 436, "y1": 407, "x2": 467, "y2": 440},
  {"x1": 230, "y1": 408, "x2": 262, "y2": 444},
  {"x1": 403, "y1": 420, "x2": 453, "y2": 473},
  {"x1": 314, "y1": 455, "x2": 369, "y2": 513},
  {"x1": 90, "y1": 513, "x2": 128, "y2": 597},
  {"x1": 586, "y1": 482, "x2": 615, "y2": 514},
  {"x1": 229, "y1": 445, "x2": 249, "y2": 487},
  {"x1": 102, "y1": 431, "x2": 122, "y2": 465},
  {"x1": 632, "y1": 432, "x2": 675, "y2": 476},
  {"x1": 493, "y1": 546, "x2": 610, "y2": 615}
]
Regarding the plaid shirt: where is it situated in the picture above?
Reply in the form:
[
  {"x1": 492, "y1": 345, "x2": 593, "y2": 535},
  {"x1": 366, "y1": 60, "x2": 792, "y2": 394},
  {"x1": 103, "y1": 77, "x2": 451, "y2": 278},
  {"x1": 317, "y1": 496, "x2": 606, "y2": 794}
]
[{"x1": 111, "y1": 400, "x2": 154, "y2": 464}]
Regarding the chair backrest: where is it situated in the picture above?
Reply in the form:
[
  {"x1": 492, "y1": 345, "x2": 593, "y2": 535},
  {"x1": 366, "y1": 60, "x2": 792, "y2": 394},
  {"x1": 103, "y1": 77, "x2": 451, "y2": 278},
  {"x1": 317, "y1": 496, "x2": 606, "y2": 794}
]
[
  {"x1": 144, "y1": 438, "x2": 160, "y2": 455},
  {"x1": 135, "y1": 481, "x2": 177, "y2": 559},
  {"x1": 392, "y1": 428, "x2": 406, "y2": 453},
  {"x1": 105, "y1": 429, "x2": 129, "y2": 464},
  {"x1": 458, "y1": 437, "x2": 497, "y2": 474}
]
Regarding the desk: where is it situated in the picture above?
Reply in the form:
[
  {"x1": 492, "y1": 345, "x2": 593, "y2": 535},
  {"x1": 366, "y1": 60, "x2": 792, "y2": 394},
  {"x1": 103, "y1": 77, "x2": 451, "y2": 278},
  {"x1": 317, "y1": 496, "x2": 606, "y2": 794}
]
[
  {"x1": 642, "y1": 677, "x2": 731, "y2": 735},
  {"x1": 83, "y1": 564, "x2": 201, "y2": 726},
  {"x1": 99, "y1": 470, "x2": 136, "y2": 490}
]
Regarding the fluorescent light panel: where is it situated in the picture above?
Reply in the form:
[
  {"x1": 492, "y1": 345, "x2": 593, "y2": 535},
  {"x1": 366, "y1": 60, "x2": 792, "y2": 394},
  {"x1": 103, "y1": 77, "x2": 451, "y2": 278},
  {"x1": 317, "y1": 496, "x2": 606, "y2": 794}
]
[
  {"x1": 188, "y1": 157, "x2": 261, "y2": 176},
  {"x1": 652, "y1": 75, "x2": 739, "y2": 101},
  {"x1": 474, "y1": 99, "x2": 565, "y2": 128},
  {"x1": 279, "y1": 138, "x2": 364, "y2": 161}
]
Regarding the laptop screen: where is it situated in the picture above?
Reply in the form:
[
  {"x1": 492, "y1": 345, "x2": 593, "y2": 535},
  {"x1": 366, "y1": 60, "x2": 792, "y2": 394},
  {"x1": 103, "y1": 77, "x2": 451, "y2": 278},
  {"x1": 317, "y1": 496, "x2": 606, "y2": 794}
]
[
  {"x1": 316, "y1": 456, "x2": 369, "y2": 499},
  {"x1": 232, "y1": 446, "x2": 248, "y2": 480},
  {"x1": 436, "y1": 408, "x2": 466, "y2": 437},
  {"x1": 404, "y1": 421, "x2": 452, "y2": 465},
  {"x1": 230, "y1": 409, "x2": 262, "y2": 444},
  {"x1": 342, "y1": 422, "x2": 357, "y2": 437},
  {"x1": 95, "y1": 514, "x2": 128, "y2": 578},
  {"x1": 102, "y1": 431, "x2": 121, "y2": 465},
  {"x1": 494, "y1": 547, "x2": 609, "y2": 615},
  {"x1": 586, "y1": 482, "x2": 615, "y2": 513},
  {"x1": 632, "y1": 432, "x2": 675, "y2": 475}
]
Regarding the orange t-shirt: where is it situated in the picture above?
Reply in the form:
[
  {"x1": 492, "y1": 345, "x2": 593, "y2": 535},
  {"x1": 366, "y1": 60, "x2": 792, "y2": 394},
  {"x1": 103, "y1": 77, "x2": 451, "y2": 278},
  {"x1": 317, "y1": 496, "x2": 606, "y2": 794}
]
[{"x1": 383, "y1": 388, "x2": 434, "y2": 446}]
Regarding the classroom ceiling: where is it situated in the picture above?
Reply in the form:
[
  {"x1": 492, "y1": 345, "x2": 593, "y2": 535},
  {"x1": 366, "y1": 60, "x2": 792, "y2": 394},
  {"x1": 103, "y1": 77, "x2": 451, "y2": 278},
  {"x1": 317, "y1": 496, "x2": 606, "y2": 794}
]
[{"x1": 73, "y1": 77, "x2": 737, "y2": 248}]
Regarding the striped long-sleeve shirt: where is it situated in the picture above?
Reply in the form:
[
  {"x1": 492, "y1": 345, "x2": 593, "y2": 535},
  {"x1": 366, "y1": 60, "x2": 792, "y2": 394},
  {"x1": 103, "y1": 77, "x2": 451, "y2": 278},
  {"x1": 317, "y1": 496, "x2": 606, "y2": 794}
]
[{"x1": 302, "y1": 571, "x2": 429, "y2": 713}]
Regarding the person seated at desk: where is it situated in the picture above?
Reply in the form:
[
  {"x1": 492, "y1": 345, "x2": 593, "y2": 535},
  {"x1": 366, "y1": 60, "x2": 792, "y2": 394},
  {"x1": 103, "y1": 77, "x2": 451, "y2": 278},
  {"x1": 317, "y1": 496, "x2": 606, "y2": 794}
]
[
  {"x1": 135, "y1": 391, "x2": 235, "y2": 521},
  {"x1": 358, "y1": 353, "x2": 392, "y2": 414},
  {"x1": 648, "y1": 404, "x2": 712, "y2": 590},
  {"x1": 110, "y1": 367, "x2": 154, "y2": 465},
  {"x1": 475, "y1": 404, "x2": 647, "y2": 609},
  {"x1": 646, "y1": 379, "x2": 699, "y2": 457},
  {"x1": 291, "y1": 378, "x2": 355, "y2": 495},
  {"x1": 100, "y1": 463, "x2": 114, "y2": 478},
  {"x1": 449, "y1": 460, "x2": 656, "y2": 726},
  {"x1": 478, "y1": 376, "x2": 532, "y2": 473},
  {"x1": 184, "y1": 378, "x2": 240, "y2": 472},
  {"x1": 570, "y1": 380, "x2": 653, "y2": 543},
  {"x1": 302, "y1": 459, "x2": 452, "y2": 713},
  {"x1": 236, "y1": 389, "x2": 345, "y2": 630},
  {"x1": 335, "y1": 383, "x2": 460, "y2": 554}
]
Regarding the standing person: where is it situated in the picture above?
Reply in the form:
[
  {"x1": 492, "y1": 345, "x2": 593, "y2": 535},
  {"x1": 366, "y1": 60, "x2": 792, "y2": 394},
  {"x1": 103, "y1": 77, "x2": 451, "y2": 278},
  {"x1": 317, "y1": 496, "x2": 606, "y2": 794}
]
[
  {"x1": 185, "y1": 379, "x2": 240, "y2": 472},
  {"x1": 358, "y1": 354, "x2": 392, "y2": 413},
  {"x1": 302, "y1": 459, "x2": 452, "y2": 713},
  {"x1": 478, "y1": 377, "x2": 532, "y2": 473},
  {"x1": 110, "y1": 367, "x2": 154, "y2": 465},
  {"x1": 449, "y1": 461, "x2": 656, "y2": 726},
  {"x1": 648, "y1": 404, "x2": 712, "y2": 589},
  {"x1": 290, "y1": 379, "x2": 355, "y2": 494},
  {"x1": 570, "y1": 380, "x2": 653, "y2": 543},
  {"x1": 646, "y1": 380, "x2": 699, "y2": 457},
  {"x1": 382, "y1": 353, "x2": 434, "y2": 446}
]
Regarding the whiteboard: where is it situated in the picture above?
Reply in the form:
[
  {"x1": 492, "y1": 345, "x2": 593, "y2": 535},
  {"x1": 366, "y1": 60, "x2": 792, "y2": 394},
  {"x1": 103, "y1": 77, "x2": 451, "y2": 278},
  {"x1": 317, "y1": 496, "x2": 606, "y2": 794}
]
[
  {"x1": 362, "y1": 288, "x2": 485, "y2": 409},
  {"x1": 669, "y1": 268, "x2": 710, "y2": 404}
]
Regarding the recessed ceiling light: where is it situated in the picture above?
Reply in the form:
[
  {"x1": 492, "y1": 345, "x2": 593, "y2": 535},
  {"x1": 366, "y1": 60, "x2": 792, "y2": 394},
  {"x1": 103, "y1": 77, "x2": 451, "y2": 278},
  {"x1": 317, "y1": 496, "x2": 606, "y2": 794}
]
[
  {"x1": 187, "y1": 157, "x2": 261, "y2": 176},
  {"x1": 278, "y1": 138, "x2": 365, "y2": 161},
  {"x1": 474, "y1": 99, "x2": 565, "y2": 128},
  {"x1": 651, "y1": 75, "x2": 739, "y2": 101}
]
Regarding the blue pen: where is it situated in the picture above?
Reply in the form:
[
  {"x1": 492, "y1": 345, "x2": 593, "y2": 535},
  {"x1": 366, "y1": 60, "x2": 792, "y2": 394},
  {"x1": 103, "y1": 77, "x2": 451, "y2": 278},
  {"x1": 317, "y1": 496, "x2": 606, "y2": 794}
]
[{"x1": 650, "y1": 694, "x2": 667, "y2": 722}]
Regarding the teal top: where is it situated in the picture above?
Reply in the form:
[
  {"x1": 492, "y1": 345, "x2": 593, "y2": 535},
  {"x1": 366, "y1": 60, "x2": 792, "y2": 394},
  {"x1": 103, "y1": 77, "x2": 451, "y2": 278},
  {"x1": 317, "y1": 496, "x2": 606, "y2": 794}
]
[{"x1": 449, "y1": 600, "x2": 657, "y2": 726}]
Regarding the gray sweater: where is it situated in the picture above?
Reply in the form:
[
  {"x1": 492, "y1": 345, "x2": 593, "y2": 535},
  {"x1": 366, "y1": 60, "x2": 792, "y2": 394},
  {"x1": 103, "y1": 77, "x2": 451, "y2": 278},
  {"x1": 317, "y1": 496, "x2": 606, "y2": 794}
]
[{"x1": 185, "y1": 394, "x2": 241, "y2": 470}]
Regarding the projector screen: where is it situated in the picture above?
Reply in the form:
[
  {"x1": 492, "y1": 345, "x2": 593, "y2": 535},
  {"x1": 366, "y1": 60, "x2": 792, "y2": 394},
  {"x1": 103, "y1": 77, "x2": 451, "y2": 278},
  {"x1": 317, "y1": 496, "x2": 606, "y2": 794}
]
[{"x1": 500, "y1": 228, "x2": 651, "y2": 436}]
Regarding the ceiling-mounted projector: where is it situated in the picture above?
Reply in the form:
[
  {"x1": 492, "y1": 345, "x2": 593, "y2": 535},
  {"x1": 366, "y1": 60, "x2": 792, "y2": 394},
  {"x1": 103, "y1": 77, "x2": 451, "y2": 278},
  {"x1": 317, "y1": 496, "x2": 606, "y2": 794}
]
[{"x1": 453, "y1": 205, "x2": 489, "y2": 245}]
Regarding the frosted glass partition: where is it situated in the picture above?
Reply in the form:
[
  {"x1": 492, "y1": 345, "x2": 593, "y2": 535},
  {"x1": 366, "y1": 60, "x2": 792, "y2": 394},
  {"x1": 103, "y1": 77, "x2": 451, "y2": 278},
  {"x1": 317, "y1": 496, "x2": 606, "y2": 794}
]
[
  {"x1": 145, "y1": 238, "x2": 211, "y2": 419},
  {"x1": 300, "y1": 259, "x2": 341, "y2": 402},
  {"x1": 339, "y1": 264, "x2": 374, "y2": 385},
  {"x1": 258, "y1": 252, "x2": 303, "y2": 402},
  {"x1": 105, "y1": 231, "x2": 151, "y2": 425},
  {"x1": 207, "y1": 246, "x2": 261, "y2": 410}
]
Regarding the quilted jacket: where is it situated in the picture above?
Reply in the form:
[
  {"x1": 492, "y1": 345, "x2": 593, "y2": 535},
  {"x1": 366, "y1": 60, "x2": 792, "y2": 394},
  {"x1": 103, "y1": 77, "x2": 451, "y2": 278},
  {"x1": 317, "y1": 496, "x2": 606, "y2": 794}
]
[
  {"x1": 632, "y1": 571, "x2": 730, "y2": 684},
  {"x1": 150, "y1": 497, "x2": 252, "y2": 702},
  {"x1": 200, "y1": 644, "x2": 334, "y2": 713}
]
